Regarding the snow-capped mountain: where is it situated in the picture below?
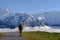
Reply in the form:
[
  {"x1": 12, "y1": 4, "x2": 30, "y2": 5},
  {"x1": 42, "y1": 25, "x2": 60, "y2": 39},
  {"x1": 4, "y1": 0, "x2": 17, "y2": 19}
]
[
  {"x1": 0, "y1": 8, "x2": 31, "y2": 28},
  {"x1": 41, "y1": 11, "x2": 60, "y2": 26},
  {"x1": 1, "y1": 8, "x2": 60, "y2": 29},
  {"x1": 24, "y1": 15, "x2": 43, "y2": 27},
  {"x1": 33, "y1": 11, "x2": 60, "y2": 26}
]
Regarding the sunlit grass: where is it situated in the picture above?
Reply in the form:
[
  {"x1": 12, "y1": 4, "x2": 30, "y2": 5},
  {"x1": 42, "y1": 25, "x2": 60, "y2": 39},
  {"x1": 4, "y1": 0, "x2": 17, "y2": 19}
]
[
  {"x1": 0, "y1": 32, "x2": 4, "y2": 39},
  {"x1": 23, "y1": 31, "x2": 60, "y2": 40}
]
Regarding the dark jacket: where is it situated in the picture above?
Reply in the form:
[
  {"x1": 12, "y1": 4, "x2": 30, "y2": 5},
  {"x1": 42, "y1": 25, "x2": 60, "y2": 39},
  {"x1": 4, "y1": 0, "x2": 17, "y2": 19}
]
[{"x1": 19, "y1": 24, "x2": 23, "y2": 30}]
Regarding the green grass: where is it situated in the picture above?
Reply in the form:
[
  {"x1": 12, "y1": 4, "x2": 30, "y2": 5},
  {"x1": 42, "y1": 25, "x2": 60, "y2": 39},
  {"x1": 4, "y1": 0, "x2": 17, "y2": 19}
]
[
  {"x1": 22, "y1": 31, "x2": 60, "y2": 40},
  {"x1": 0, "y1": 32, "x2": 4, "y2": 39}
]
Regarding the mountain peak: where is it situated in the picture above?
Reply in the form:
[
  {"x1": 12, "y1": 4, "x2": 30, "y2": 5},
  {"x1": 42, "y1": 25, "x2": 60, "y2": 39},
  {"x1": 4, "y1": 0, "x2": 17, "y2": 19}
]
[
  {"x1": 3, "y1": 8, "x2": 11, "y2": 13},
  {"x1": 0, "y1": 8, "x2": 11, "y2": 13}
]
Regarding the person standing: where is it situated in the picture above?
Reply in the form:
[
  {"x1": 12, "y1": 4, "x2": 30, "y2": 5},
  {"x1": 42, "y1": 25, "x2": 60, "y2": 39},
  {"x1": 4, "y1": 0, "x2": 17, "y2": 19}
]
[{"x1": 18, "y1": 24, "x2": 23, "y2": 37}]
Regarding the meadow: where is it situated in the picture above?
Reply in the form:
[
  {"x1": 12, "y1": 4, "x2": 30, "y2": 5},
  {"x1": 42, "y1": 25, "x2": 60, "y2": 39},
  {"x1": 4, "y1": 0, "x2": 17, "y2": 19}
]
[{"x1": 23, "y1": 31, "x2": 60, "y2": 40}]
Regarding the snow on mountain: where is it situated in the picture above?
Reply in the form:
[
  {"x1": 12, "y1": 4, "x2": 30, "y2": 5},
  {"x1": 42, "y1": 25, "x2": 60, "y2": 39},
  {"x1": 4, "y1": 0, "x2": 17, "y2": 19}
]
[
  {"x1": 0, "y1": 8, "x2": 60, "y2": 32},
  {"x1": 0, "y1": 8, "x2": 12, "y2": 20},
  {"x1": 24, "y1": 15, "x2": 41, "y2": 27},
  {"x1": 42, "y1": 11, "x2": 60, "y2": 26},
  {"x1": 0, "y1": 8, "x2": 32, "y2": 28},
  {"x1": 37, "y1": 16, "x2": 45, "y2": 20},
  {"x1": 1, "y1": 8, "x2": 60, "y2": 29},
  {"x1": 33, "y1": 11, "x2": 60, "y2": 26}
]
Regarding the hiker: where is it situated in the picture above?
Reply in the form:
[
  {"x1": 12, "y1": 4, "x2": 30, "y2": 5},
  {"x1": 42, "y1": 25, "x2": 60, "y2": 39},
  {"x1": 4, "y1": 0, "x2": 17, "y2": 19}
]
[{"x1": 18, "y1": 24, "x2": 23, "y2": 37}]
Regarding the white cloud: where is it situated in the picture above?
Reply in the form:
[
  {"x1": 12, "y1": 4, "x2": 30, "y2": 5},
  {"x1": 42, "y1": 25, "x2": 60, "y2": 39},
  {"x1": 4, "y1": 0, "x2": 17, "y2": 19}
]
[{"x1": 0, "y1": 26, "x2": 60, "y2": 33}]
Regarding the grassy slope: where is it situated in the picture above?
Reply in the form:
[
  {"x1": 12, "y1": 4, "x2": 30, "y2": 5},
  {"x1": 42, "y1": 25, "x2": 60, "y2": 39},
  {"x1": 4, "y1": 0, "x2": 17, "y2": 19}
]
[{"x1": 23, "y1": 31, "x2": 60, "y2": 40}]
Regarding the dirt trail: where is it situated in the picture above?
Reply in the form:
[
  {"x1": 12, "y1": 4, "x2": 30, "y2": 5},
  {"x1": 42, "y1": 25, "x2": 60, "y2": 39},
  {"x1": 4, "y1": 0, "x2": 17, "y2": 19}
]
[{"x1": 1, "y1": 32, "x2": 24, "y2": 40}]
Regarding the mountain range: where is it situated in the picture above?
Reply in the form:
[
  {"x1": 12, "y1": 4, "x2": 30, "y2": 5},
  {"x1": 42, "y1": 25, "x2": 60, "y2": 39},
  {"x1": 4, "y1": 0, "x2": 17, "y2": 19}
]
[
  {"x1": 33, "y1": 11, "x2": 60, "y2": 26},
  {"x1": 0, "y1": 8, "x2": 32, "y2": 28},
  {"x1": 0, "y1": 8, "x2": 60, "y2": 29}
]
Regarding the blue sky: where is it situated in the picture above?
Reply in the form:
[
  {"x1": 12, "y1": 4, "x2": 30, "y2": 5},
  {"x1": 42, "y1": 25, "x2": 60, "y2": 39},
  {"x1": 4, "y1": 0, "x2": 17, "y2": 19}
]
[{"x1": 0, "y1": 0, "x2": 60, "y2": 13}]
